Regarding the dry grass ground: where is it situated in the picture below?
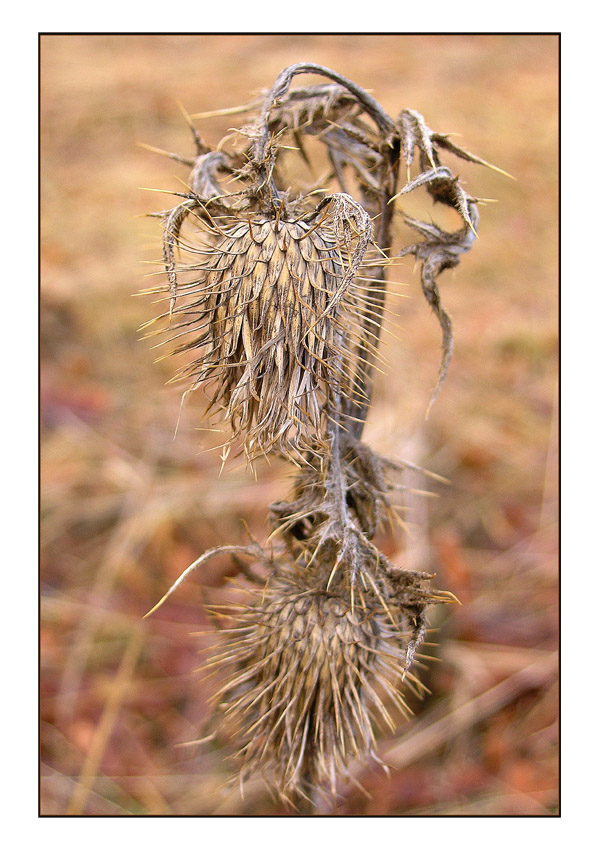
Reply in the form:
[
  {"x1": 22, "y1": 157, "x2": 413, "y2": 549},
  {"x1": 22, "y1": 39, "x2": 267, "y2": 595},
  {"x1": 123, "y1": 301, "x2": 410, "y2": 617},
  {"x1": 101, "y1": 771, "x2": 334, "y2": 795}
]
[{"x1": 40, "y1": 34, "x2": 558, "y2": 816}]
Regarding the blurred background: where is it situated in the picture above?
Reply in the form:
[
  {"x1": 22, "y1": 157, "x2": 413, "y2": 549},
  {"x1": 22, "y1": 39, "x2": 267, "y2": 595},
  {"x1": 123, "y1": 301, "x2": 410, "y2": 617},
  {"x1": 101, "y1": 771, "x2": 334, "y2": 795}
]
[{"x1": 40, "y1": 34, "x2": 558, "y2": 816}]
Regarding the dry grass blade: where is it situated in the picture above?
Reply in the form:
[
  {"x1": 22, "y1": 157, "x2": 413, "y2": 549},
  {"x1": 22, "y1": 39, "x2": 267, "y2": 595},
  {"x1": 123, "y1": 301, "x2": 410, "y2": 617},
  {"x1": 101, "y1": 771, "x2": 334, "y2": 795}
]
[
  {"x1": 380, "y1": 650, "x2": 557, "y2": 772},
  {"x1": 66, "y1": 629, "x2": 144, "y2": 815}
]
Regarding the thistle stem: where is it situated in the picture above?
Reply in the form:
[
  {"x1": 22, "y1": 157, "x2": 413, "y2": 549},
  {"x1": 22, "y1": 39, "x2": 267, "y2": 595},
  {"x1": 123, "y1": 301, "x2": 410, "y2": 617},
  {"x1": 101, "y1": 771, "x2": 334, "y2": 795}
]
[
  {"x1": 347, "y1": 138, "x2": 401, "y2": 439},
  {"x1": 252, "y1": 63, "x2": 396, "y2": 208}
]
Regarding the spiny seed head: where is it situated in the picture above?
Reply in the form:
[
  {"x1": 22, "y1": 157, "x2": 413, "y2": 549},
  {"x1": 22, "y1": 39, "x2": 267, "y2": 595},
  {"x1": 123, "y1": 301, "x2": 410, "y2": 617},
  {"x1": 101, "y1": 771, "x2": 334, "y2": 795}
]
[
  {"x1": 146, "y1": 195, "x2": 375, "y2": 464},
  {"x1": 208, "y1": 566, "x2": 432, "y2": 804}
]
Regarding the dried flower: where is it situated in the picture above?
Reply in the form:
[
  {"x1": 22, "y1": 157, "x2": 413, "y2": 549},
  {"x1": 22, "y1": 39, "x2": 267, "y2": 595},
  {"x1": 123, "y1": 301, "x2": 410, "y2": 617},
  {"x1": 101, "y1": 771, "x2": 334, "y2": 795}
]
[
  {"x1": 209, "y1": 561, "x2": 447, "y2": 804},
  {"x1": 142, "y1": 62, "x2": 501, "y2": 810},
  {"x1": 144, "y1": 195, "x2": 374, "y2": 463}
]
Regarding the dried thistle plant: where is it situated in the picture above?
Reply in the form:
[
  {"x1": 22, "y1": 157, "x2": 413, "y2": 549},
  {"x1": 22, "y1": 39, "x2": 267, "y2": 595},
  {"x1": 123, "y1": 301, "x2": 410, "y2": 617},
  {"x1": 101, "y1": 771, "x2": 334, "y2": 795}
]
[{"x1": 141, "y1": 63, "x2": 505, "y2": 810}]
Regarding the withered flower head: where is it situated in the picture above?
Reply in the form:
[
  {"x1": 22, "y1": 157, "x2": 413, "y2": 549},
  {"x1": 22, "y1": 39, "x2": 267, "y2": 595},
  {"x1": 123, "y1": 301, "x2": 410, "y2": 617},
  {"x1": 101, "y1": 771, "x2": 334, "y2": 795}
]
[
  {"x1": 209, "y1": 563, "x2": 442, "y2": 804},
  {"x1": 144, "y1": 194, "x2": 373, "y2": 464}
]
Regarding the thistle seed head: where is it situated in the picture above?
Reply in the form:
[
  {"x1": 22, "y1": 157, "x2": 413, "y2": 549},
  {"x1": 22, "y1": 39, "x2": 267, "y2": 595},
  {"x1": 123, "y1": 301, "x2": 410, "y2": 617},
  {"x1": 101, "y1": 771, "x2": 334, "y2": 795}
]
[
  {"x1": 209, "y1": 564, "x2": 438, "y2": 804},
  {"x1": 146, "y1": 196, "x2": 373, "y2": 464}
]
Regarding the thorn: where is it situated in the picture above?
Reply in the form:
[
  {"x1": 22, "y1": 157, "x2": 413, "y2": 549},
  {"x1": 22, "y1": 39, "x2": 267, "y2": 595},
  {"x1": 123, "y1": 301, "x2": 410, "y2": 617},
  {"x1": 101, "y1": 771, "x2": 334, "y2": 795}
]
[
  {"x1": 136, "y1": 141, "x2": 193, "y2": 165},
  {"x1": 176, "y1": 99, "x2": 207, "y2": 154}
]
